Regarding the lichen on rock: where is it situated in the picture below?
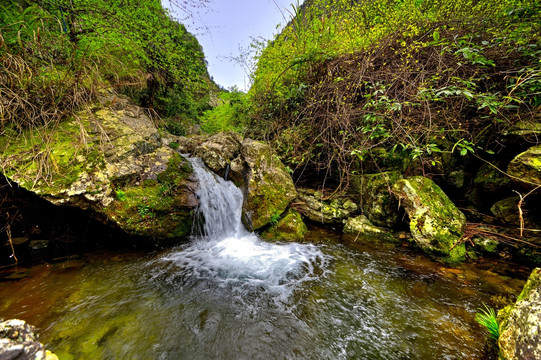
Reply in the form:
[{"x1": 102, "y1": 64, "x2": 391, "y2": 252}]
[
  {"x1": 260, "y1": 209, "x2": 308, "y2": 242},
  {"x1": 508, "y1": 145, "x2": 541, "y2": 188},
  {"x1": 499, "y1": 268, "x2": 541, "y2": 360},
  {"x1": 194, "y1": 132, "x2": 242, "y2": 175},
  {"x1": 356, "y1": 171, "x2": 403, "y2": 229},
  {"x1": 343, "y1": 215, "x2": 395, "y2": 242},
  {"x1": 234, "y1": 138, "x2": 297, "y2": 230},
  {"x1": 297, "y1": 189, "x2": 358, "y2": 224},
  {"x1": 392, "y1": 176, "x2": 467, "y2": 263},
  {"x1": 0, "y1": 94, "x2": 199, "y2": 244},
  {"x1": 0, "y1": 319, "x2": 58, "y2": 360}
]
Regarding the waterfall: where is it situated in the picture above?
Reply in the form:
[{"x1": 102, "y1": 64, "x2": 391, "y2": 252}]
[
  {"x1": 158, "y1": 156, "x2": 324, "y2": 292},
  {"x1": 189, "y1": 157, "x2": 247, "y2": 239}
]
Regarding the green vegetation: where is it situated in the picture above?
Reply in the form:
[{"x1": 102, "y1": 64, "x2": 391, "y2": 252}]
[
  {"x1": 0, "y1": 0, "x2": 215, "y2": 186},
  {"x1": 0, "y1": 0, "x2": 213, "y2": 134},
  {"x1": 237, "y1": 0, "x2": 541, "y2": 188},
  {"x1": 475, "y1": 303, "x2": 500, "y2": 340},
  {"x1": 199, "y1": 87, "x2": 249, "y2": 133}
]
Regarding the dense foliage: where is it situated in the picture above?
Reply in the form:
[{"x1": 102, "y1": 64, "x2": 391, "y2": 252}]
[
  {"x1": 0, "y1": 0, "x2": 212, "y2": 133},
  {"x1": 244, "y1": 0, "x2": 540, "y2": 187}
]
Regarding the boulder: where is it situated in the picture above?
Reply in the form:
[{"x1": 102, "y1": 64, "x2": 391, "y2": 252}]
[
  {"x1": 392, "y1": 176, "x2": 467, "y2": 263},
  {"x1": 0, "y1": 94, "x2": 198, "y2": 244},
  {"x1": 357, "y1": 171, "x2": 402, "y2": 228},
  {"x1": 508, "y1": 145, "x2": 541, "y2": 188},
  {"x1": 343, "y1": 215, "x2": 395, "y2": 242},
  {"x1": 473, "y1": 163, "x2": 513, "y2": 193},
  {"x1": 260, "y1": 209, "x2": 308, "y2": 242},
  {"x1": 297, "y1": 189, "x2": 358, "y2": 224},
  {"x1": 491, "y1": 196, "x2": 541, "y2": 229},
  {"x1": 0, "y1": 319, "x2": 58, "y2": 360},
  {"x1": 507, "y1": 119, "x2": 541, "y2": 139},
  {"x1": 233, "y1": 138, "x2": 297, "y2": 230},
  {"x1": 491, "y1": 197, "x2": 521, "y2": 225},
  {"x1": 499, "y1": 268, "x2": 541, "y2": 360},
  {"x1": 194, "y1": 132, "x2": 242, "y2": 175}
]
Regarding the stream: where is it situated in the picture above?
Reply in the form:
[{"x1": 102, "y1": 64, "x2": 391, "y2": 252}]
[{"x1": 0, "y1": 158, "x2": 531, "y2": 359}]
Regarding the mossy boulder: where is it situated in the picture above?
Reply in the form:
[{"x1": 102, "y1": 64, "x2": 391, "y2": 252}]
[
  {"x1": 392, "y1": 176, "x2": 467, "y2": 263},
  {"x1": 0, "y1": 94, "x2": 198, "y2": 244},
  {"x1": 491, "y1": 196, "x2": 521, "y2": 225},
  {"x1": 232, "y1": 138, "x2": 297, "y2": 230},
  {"x1": 508, "y1": 145, "x2": 541, "y2": 188},
  {"x1": 356, "y1": 171, "x2": 402, "y2": 228},
  {"x1": 260, "y1": 209, "x2": 308, "y2": 242},
  {"x1": 473, "y1": 163, "x2": 513, "y2": 194},
  {"x1": 491, "y1": 196, "x2": 541, "y2": 229},
  {"x1": 343, "y1": 215, "x2": 395, "y2": 242},
  {"x1": 499, "y1": 268, "x2": 541, "y2": 360},
  {"x1": 297, "y1": 189, "x2": 358, "y2": 224}
]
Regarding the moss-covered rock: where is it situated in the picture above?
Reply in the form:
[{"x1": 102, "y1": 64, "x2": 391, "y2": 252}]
[
  {"x1": 508, "y1": 145, "x2": 541, "y2": 188},
  {"x1": 473, "y1": 163, "x2": 513, "y2": 194},
  {"x1": 356, "y1": 171, "x2": 403, "y2": 229},
  {"x1": 297, "y1": 189, "x2": 358, "y2": 224},
  {"x1": 260, "y1": 209, "x2": 308, "y2": 242},
  {"x1": 491, "y1": 196, "x2": 521, "y2": 225},
  {"x1": 231, "y1": 138, "x2": 297, "y2": 230},
  {"x1": 392, "y1": 176, "x2": 467, "y2": 263},
  {"x1": 0, "y1": 94, "x2": 198, "y2": 244},
  {"x1": 343, "y1": 215, "x2": 395, "y2": 242},
  {"x1": 499, "y1": 268, "x2": 541, "y2": 360}
]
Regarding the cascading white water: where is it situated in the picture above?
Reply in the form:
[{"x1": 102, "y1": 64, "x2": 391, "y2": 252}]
[
  {"x1": 159, "y1": 157, "x2": 324, "y2": 298},
  {"x1": 189, "y1": 157, "x2": 247, "y2": 239}
]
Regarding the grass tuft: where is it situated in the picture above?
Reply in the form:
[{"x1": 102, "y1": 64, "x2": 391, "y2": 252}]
[{"x1": 475, "y1": 303, "x2": 500, "y2": 340}]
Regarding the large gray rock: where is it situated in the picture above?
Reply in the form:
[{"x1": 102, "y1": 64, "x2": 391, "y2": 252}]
[
  {"x1": 499, "y1": 268, "x2": 541, "y2": 360},
  {"x1": 195, "y1": 132, "x2": 242, "y2": 175},
  {"x1": 508, "y1": 145, "x2": 541, "y2": 188},
  {"x1": 392, "y1": 176, "x2": 467, "y2": 263},
  {"x1": 0, "y1": 319, "x2": 58, "y2": 360},
  {"x1": 0, "y1": 94, "x2": 198, "y2": 243}
]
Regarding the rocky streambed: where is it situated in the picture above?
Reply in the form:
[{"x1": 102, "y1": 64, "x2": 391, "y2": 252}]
[{"x1": 1, "y1": 95, "x2": 541, "y2": 359}]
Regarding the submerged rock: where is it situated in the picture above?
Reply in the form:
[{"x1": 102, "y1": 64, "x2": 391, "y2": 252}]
[
  {"x1": 392, "y1": 176, "x2": 467, "y2": 263},
  {"x1": 0, "y1": 94, "x2": 198, "y2": 244},
  {"x1": 297, "y1": 189, "x2": 358, "y2": 224},
  {"x1": 343, "y1": 215, "x2": 395, "y2": 242},
  {"x1": 0, "y1": 319, "x2": 58, "y2": 360},
  {"x1": 508, "y1": 145, "x2": 541, "y2": 188},
  {"x1": 260, "y1": 209, "x2": 308, "y2": 242},
  {"x1": 499, "y1": 268, "x2": 541, "y2": 360}
]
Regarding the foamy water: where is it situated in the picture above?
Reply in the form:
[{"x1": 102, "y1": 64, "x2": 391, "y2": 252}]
[{"x1": 157, "y1": 157, "x2": 325, "y2": 301}]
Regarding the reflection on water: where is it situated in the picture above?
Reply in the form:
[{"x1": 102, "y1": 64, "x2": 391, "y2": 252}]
[{"x1": 0, "y1": 228, "x2": 530, "y2": 360}]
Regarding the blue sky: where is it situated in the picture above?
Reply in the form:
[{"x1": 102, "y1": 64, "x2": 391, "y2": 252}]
[{"x1": 163, "y1": 0, "x2": 301, "y2": 91}]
